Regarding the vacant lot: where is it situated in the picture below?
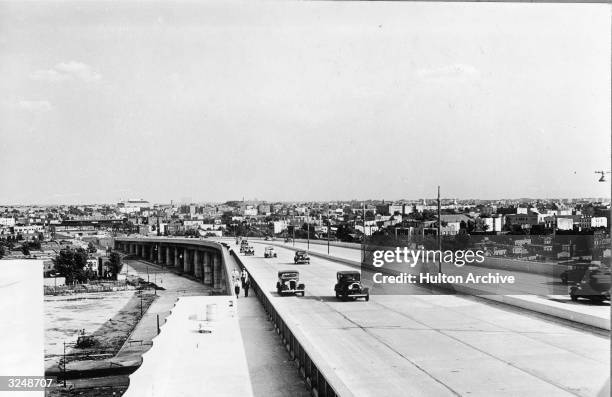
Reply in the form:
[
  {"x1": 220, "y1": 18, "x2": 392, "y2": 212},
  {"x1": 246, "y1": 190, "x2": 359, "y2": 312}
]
[{"x1": 45, "y1": 290, "x2": 156, "y2": 370}]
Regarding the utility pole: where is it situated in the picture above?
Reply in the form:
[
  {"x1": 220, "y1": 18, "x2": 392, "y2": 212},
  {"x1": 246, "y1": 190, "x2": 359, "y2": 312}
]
[
  {"x1": 363, "y1": 202, "x2": 366, "y2": 240},
  {"x1": 327, "y1": 219, "x2": 331, "y2": 255},
  {"x1": 307, "y1": 209, "x2": 310, "y2": 251},
  {"x1": 438, "y1": 186, "x2": 442, "y2": 274},
  {"x1": 362, "y1": 202, "x2": 366, "y2": 260},
  {"x1": 62, "y1": 341, "x2": 66, "y2": 387}
]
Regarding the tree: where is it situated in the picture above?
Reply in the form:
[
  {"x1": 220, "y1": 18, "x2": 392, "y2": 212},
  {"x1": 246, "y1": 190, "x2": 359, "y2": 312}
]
[
  {"x1": 53, "y1": 248, "x2": 88, "y2": 284},
  {"x1": 87, "y1": 241, "x2": 97, "y2": 253},
  {"x1": 184, "y1": 229, "x2": 200, "y2": 237},
  {"x1": 21, "y1": 243, "x2": 30, "y2": 256},
  {"x1": 0, "y1": 244, "x2": 5, "y2": 259},
  {"x1": 108, "y1": 252, "x2": 122, "y2": 280},
  {"x1": 454, "y1": 230, "x2": 472, "y2": 250}
]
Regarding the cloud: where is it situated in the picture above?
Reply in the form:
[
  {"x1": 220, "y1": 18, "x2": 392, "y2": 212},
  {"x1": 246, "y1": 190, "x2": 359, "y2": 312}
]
[
  {"x1": 417, "y1": 64, "x2": 479, "y2": 82},
  {"x1": 15, "y1": 100, "x2": 53, "y2": 112},
  {"x1": 30, "y1": 61, "x2": 101, "y2": 83}
]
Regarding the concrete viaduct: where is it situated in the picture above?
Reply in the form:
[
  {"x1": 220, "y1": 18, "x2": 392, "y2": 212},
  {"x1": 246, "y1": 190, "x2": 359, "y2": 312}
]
[{"x1": 113, "y1": 237, "x2": 230, "y2": 293}]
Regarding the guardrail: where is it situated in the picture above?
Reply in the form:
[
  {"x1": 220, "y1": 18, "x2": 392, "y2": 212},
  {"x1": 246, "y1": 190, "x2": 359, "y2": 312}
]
[{"x1": 229, "y1": 249, "x2": 353, "y2": 397}]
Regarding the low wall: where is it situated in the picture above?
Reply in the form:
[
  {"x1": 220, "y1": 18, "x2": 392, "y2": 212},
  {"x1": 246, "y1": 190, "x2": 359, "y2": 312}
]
[
  {"x1": 480, "y1": 257, "x2": 565, "y2": 277},
  {"x1": 43, "y1": 277, "x2": 66, "y2": 287}
]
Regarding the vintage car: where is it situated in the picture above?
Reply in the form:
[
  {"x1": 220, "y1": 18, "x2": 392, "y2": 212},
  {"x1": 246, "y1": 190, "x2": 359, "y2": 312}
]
[
  {"x1": 294, "y1": 250, "x2": 310, "y2": 264},
  {"x1": 569, "y1": 268, "x2": 611, "y2": 302},
  {"x1": 276, "y1": 270, "x2": 305, "y2": 296},
  {"x1": 334, "y1": 271, "x2": 369, "y2": 301},
  {"x1": 285, "y1": 238, "x2": 291, "y2": 243},
  {"x1": 240, "y1": 240, "x2": 249, "y2": 253},
  {"x1": 560, "y1": 262, "x2": 594, "y2": 284},
  {"x1": 244, "y1": 246, "x2": 255, "y2": 256},
  {"x1": 264, "y1": 246, "x2": 277, "y2": 258}
]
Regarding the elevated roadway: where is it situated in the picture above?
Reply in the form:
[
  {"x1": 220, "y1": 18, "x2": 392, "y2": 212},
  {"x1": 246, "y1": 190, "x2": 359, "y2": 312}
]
[{"x1": 233, "y1": 241, "x2": 609, "y2": 397}]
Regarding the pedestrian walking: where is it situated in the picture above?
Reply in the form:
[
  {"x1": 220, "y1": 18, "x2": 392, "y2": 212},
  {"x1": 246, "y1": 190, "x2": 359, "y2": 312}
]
[
  {"x1": 241, "y1": 269, "x2": 248, "y2": 288},
  {"x1": 244, "y1": 278, "x2": 250, "y2": 297},
  {"x1": 233, "y1": 279, "x2": 241, "y2": 298}
]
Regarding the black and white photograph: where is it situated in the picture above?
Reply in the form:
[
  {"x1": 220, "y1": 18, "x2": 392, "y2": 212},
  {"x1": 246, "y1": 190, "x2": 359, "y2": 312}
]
[{"x1": 0, "y1": 1, "x2": 610, "y2": 396}]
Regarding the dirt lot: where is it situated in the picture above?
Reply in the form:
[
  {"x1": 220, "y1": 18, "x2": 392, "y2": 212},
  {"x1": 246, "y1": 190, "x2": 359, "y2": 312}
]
[{"x1": 45, "y1": 290, "x2": 157, "y2": 371}]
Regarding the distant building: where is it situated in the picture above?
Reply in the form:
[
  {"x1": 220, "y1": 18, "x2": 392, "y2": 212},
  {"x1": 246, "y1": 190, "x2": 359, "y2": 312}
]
[
  {"x1": 118, "y1": 199, "x2": 150, "y2": 214},
  {"x1": 556, "y1": 217, "x2": 574, "y2": 230},
  {"x1": 257, "y1": 204, "x2": 271, "y2": 215},
  {"x1": 505, "y1": 214, "x2": 538, "y2": 229},
  {"x1": 591, "y1": 217, "x2": 608, "y2": 228},
  {"x1": 482, "y1": 216, "x2": 503, "y2": 232},
  {"x1": 14, "y1": 225, "x2": 44, "y2": 235},
  {"x1": 0, "y1": 217, "x2": 15, "y2": 227},
  {"x1": 273, "y1": 220, "x2": 288, "y2": 234}
]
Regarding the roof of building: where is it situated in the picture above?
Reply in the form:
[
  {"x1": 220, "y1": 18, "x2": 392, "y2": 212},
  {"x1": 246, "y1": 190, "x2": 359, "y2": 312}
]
[{"x1": 438, "y1": 214, "x2": 472, "y2": 223}]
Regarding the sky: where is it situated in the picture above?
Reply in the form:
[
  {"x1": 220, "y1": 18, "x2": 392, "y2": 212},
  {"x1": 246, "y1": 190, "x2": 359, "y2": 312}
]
[{"x1": 0, "y1": 1, "x2": 609, "y2": 204}]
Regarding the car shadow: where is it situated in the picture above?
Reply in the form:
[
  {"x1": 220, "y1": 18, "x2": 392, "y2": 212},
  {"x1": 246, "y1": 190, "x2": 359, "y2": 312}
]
[
  {"x1": 299, "y1": 295, "x2": 366, "y2": 303},
  {"x1": 548, "y1": 297, "x2": 610, "y2": 306},
  {"x1": 268, "y1": 290, "x2": 305, "y2": 297}
]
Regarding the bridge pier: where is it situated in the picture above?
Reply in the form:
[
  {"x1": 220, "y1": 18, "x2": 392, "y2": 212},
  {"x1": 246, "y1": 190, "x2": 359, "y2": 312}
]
[
  {"x1": 194, "y1": 250, "x2": 202, "y2": 280},
  {"x1": 174, "y1": 247, "x2": 180, "y2": 269},
  {"x1": 166, "y1": 246, "x2": 172, "y2": 266},
  {"x1": 184, "y1": 249, "x2": 192, "y2": 273},
  {"x1": 203, "y1": 251, "x2": 212, "y2": 285},
  {"x1": 213, "y1": 253, "x2": 221, "y2": 291},
  {"x1": 157, "y1": 245, "x2": 162, "y2": 264}
]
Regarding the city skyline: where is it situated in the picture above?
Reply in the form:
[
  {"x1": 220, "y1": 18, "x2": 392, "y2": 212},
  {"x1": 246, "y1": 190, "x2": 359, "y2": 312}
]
[
  {"x1": 0, "y1": 2, "x2": 610, "y2": 204},
  {"x1": 1, "y1": 194, "x2": 611, "y2": 207}
]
